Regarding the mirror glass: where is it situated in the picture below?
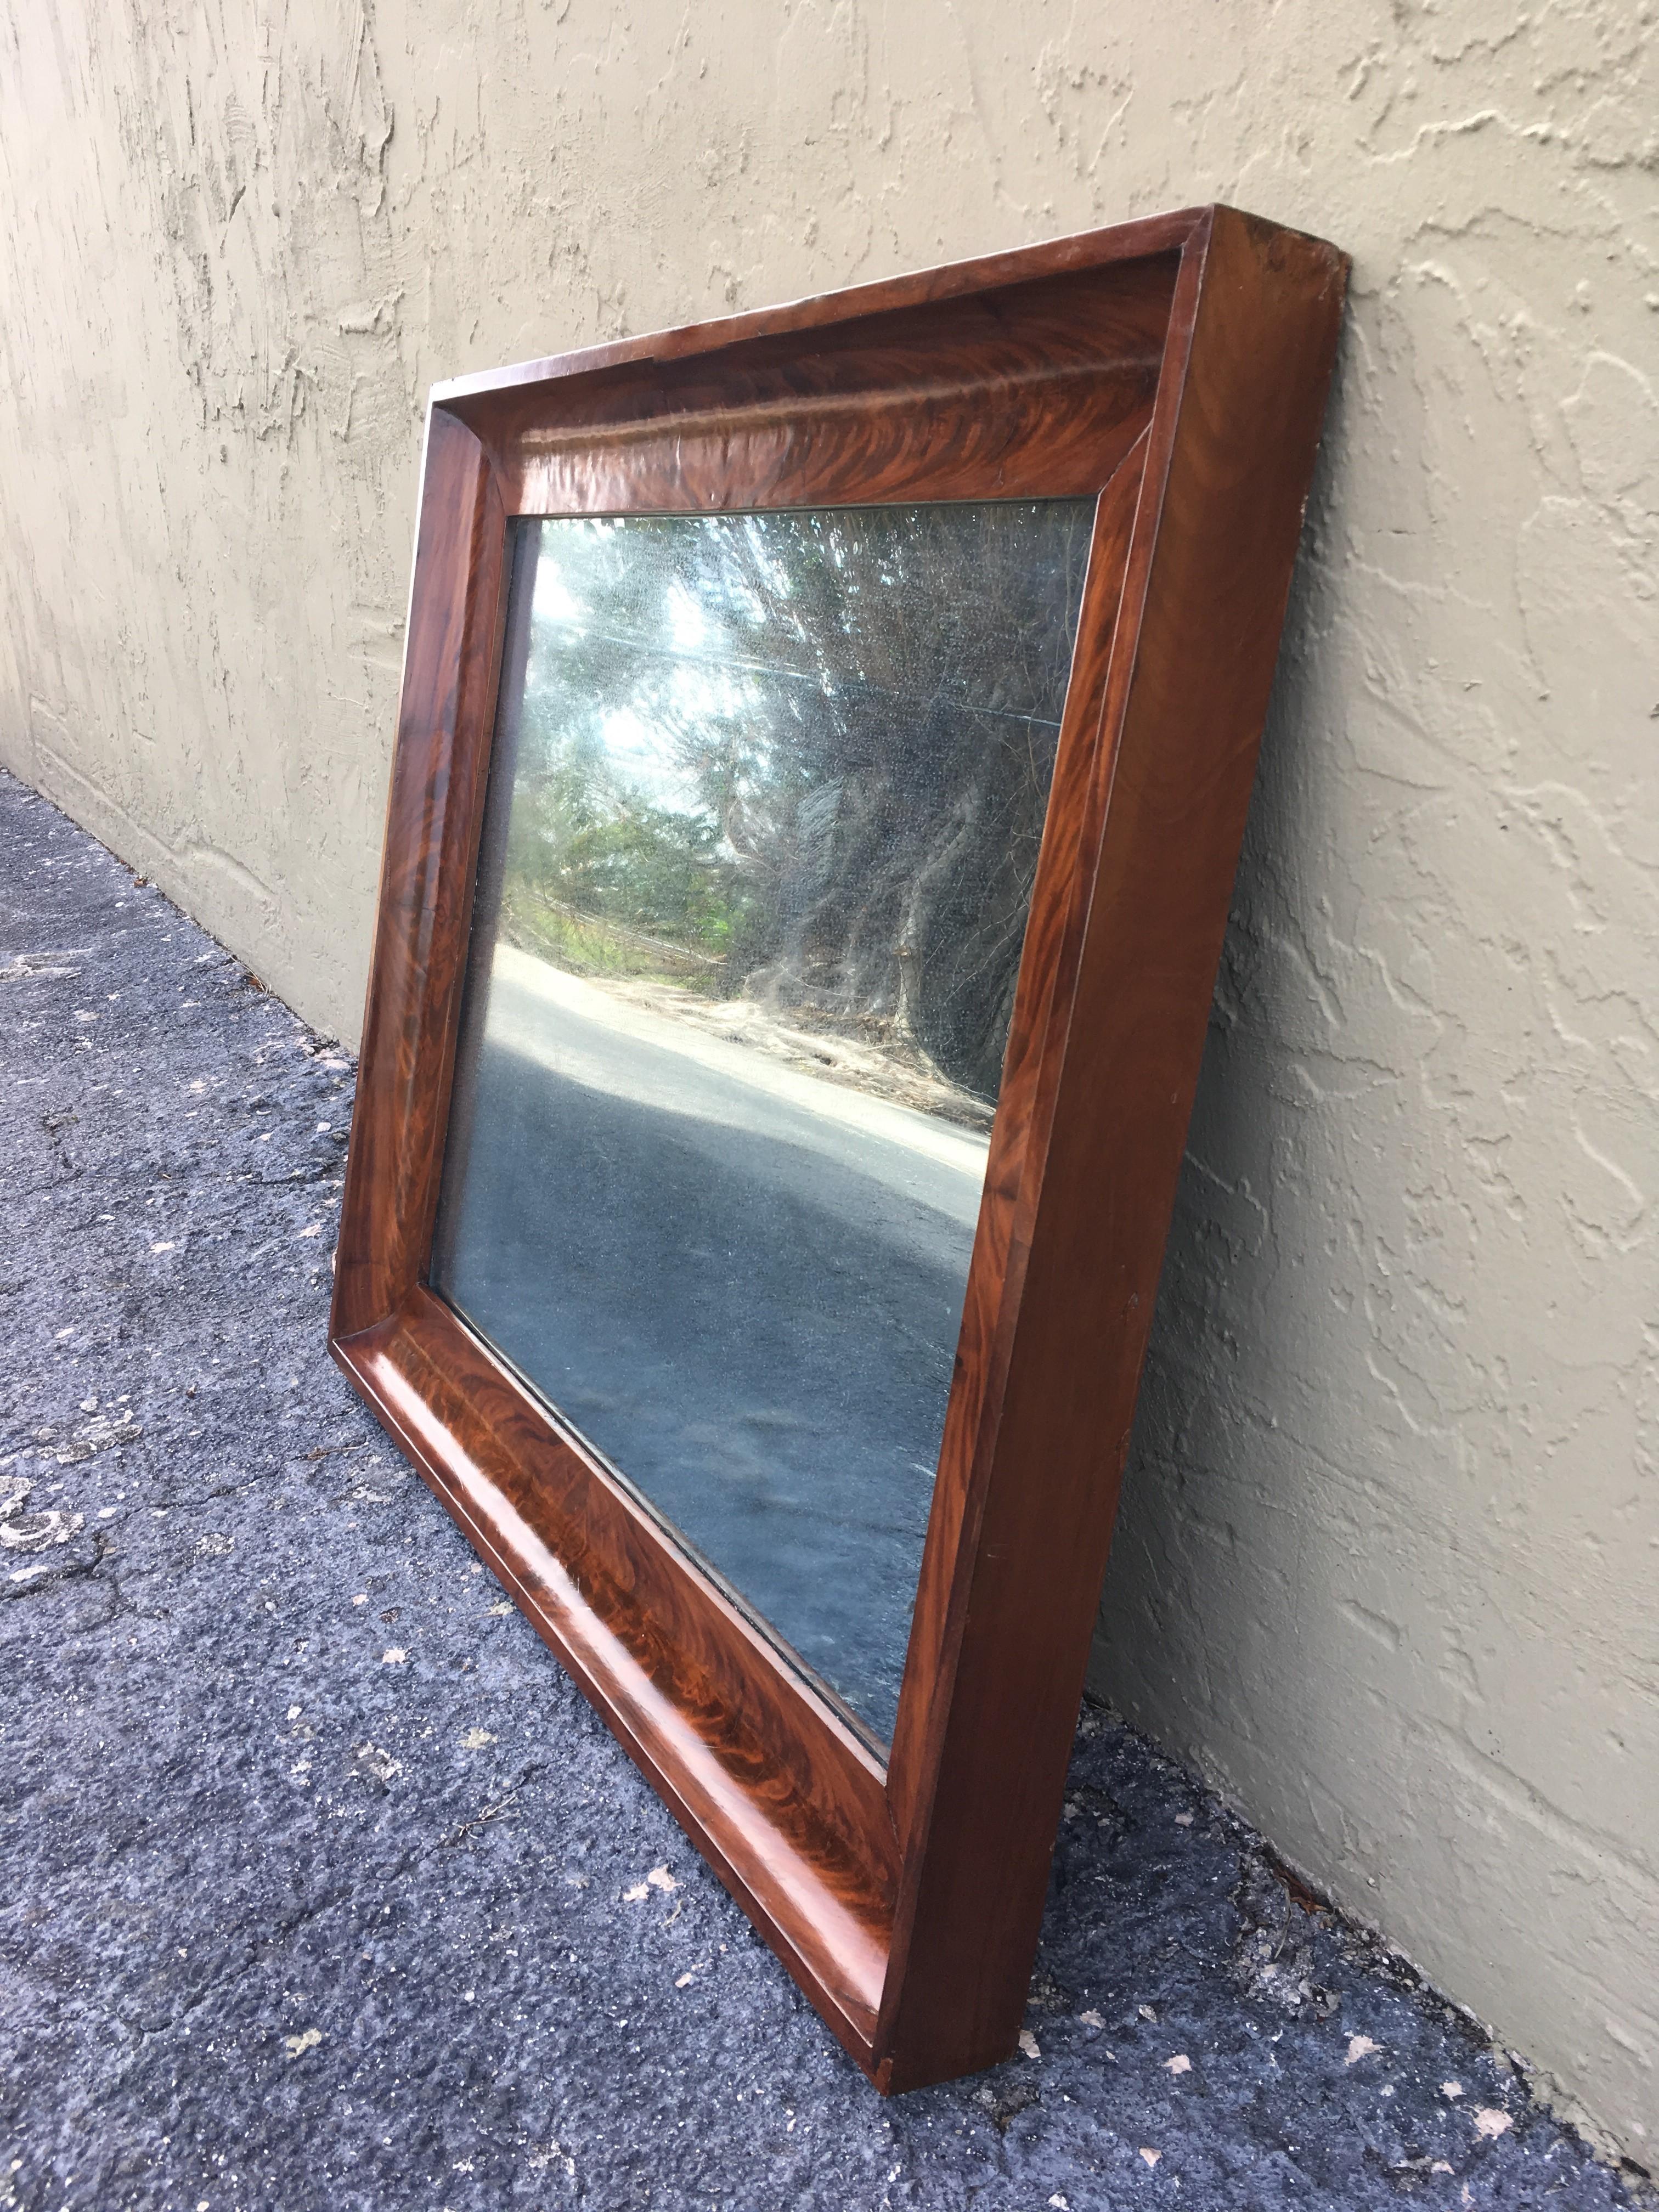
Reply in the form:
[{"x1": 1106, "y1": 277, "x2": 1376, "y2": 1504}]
[{"x1": 431, "y1": 501, "x2": 1092, "y2": 1744}]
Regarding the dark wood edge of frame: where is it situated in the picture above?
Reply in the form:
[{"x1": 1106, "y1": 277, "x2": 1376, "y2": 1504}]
[
  {"x1": 332, "y1": 1290, "x2": 891, "y2": 2063},
  {"x1": 429, "y1": 208, "x2": 1208, "y2": 409},
  {"x1": 332, "y1": 404, "x2": 507, "y2": 1345},
  {"x1": 873, "y1": 206, "x2": 1347, "y2": 2090},
  {"x1": 447, "y1": 239, "x2": 1181, "y2": 517},
  {"x1": 330, "y1": 204, "x2": 1348, "y2": 2095}
]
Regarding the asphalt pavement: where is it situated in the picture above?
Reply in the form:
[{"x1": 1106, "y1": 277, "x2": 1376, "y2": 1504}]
[{"x1": 1, "y1": 769, "x2": 1644, "y2": 2212}]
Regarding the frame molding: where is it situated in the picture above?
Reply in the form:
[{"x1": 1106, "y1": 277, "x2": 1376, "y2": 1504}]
[{"x1": 331, "y1": 204, "x2": 1347, "y2": 2091}]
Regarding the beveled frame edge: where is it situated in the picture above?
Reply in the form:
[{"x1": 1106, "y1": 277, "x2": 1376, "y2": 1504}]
[
  {"x1": 427, "y1": 207, "x2": 1207, "y2": 408},
  {"x1": 330, "y1": 204, "x2": 1348, "y2": 2092},
  {"x1": 332, "y1": 1290, "x2": 893, "y2": 2055},
  {"x1": 872, "y1": 208, "x2": 1348, "y2": 2086}
]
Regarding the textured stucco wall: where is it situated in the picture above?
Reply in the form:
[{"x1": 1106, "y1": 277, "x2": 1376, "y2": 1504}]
[{"x1": 1, "y1": 0, "x2": 1654, "y2": 2160}]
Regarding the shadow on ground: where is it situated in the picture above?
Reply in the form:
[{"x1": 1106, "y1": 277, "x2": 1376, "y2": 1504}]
[{"x1": 1, "y1": 772, "x2": 1644, "y2": 2211}]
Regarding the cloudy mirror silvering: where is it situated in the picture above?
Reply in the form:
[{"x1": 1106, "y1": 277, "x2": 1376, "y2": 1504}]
[{"x1": 431, "y1": 502, "x2": 1091, "y2": 1745}]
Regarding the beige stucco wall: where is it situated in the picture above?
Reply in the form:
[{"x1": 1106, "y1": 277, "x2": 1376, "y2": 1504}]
[{"x1": 2, "y1": 0, "x2": 1654, "y2": 2159}]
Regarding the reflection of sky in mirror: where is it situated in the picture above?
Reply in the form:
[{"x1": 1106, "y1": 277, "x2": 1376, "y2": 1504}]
[
  {"x1": 531, "y1": 546, "x2": 713, "y2": 819},
  {"x1": 436, "y1": 501, "x2": 1092, "y2": 1745},
  {"x1": 529, "y1": 526, "x2": 775, "y2": 827}
]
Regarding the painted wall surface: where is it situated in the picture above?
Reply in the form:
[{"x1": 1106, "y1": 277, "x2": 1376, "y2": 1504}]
[{"x1": 1, "y1": 0, "x2": 1654, "y2": 2158}]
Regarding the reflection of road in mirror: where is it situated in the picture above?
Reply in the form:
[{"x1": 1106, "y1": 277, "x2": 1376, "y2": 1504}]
[
  {"x1": 433, "y1": 943, "x2": 989, "y2": 1743},
  {"x1": 436, "y1": 942, "x2": 995, "y2": 1734},
  {"x1": 430, "y1": 501, "x2": 1087, "y2": 1745}
]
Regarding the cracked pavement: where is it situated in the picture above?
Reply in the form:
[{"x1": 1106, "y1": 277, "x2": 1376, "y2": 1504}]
[{"x1": 1, "y1": 769, "x2": 1644, "y2": 2210}]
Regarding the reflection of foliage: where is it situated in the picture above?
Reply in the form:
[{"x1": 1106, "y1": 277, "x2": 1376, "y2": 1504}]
[
  {"x1": 501, "y1": 734, "x2": 744, "y2": 987},
  {"x1": 498, "y1": 501, "x2": 1090, "y2": 1099}
]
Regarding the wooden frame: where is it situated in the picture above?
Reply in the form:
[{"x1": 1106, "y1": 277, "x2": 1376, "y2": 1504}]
[{"x1": 330, "y1": 204, "x2": 1347, "y2": 2092}]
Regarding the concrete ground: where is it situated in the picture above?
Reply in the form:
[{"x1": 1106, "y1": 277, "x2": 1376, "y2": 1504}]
[{"x1": 1, "y1": 768, "x2": 1645, "y2": 2212}]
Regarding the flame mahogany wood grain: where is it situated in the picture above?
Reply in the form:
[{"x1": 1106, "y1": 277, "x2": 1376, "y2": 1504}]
[
  {"x1": 448, "y1": 255, "x2": 1178, "y2": 516},
  {"x1": 333, "y1": 408, "x2": 507, "y2": 1341},
  {"x1": 331, "y1": 202, "x2": 1347, "y2": 2094},
  {"x1": 432, "y1": 208, "x2": 1201, "y2": 412},
  {"x1": 334, "y1": 1293, "x2": 890, "y2": 2059},
  {"x1": 874, "y1": 207, "x2": 1348, "y2": 2089}
]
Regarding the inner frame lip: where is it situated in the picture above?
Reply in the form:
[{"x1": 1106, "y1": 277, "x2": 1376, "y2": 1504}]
[
  {"x1": 422, "y1": 490, "x2": 1103, "y2": 1765},
  {"x1": 428, "y1": 1279, "x2": 895, "y2": 1760}
]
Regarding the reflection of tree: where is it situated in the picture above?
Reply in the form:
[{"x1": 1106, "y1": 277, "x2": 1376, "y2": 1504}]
[
  {"x1": 501, "y1": 731, "x2": 742, "y2": 983},
  {"x1": 500, "y1": 500, "x2": 1090, "y2": 1102}
]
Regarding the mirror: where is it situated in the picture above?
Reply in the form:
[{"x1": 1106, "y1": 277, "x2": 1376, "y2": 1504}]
[
  {"x1": 431, "y1": 501, "x2": 1092, "y2": 1743},
  {"x1": 335, "y1": 211, "x2": 1348, "y2": 2081}
]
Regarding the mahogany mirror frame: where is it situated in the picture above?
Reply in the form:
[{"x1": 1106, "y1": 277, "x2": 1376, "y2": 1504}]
[{"x1": 330, "y1": 203, "x2": 1347, "y2": 2094}]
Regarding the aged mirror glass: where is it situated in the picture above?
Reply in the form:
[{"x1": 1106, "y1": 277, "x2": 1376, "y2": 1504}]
[{"x1": 431, "y1": 501, "x2": 1091, "y2": 1742}]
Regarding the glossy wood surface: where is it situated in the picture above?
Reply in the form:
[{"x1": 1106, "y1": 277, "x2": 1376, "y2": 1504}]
[
  {"x1": 431, "y1": 208, "x2": 1201, "y2": 411},
  {"x1": 331, "y1": 202, "x2": 1347, "y2": 2092},
  {"x1": 333, "y1": 407, "x2": 506, "y2": 1341},
  {"x1": 448, "y1": 252, "x2": 1177, "y2": 516},
  {"x1": 876, "y1": 207, "x2": 1348, "y2": 2089},
  {"x1": 335, "y1": 1292, "x2": 890, "y2": 2057}
]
